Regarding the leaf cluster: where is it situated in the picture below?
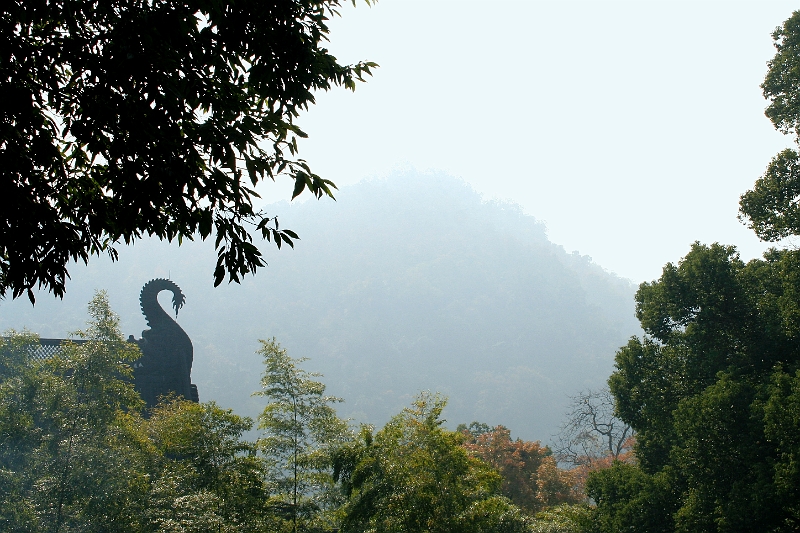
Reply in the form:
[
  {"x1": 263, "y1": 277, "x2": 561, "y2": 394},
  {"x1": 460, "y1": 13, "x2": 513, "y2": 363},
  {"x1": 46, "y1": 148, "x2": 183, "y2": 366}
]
[
  {"x1": 2, "y1": 0, "x2": 376, "y2": 302},
  {"x1": 591, "y1": 13, "x2": 800, "y2": 528},
  {"x1": 254, "y1": 337, "x2": 350, "y2": 532},
  {"x1": 740, "y1": 10, "x2": 800, "y2": 241},
  {"x1": 0, "y1": 293, "x2": 272, "y2": 532}
]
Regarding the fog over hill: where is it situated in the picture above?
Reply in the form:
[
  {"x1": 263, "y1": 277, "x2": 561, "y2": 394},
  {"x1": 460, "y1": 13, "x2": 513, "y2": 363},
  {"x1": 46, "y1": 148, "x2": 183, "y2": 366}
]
[{"x1": 1, "y1": 171, "x2": 640, "y2": 441}]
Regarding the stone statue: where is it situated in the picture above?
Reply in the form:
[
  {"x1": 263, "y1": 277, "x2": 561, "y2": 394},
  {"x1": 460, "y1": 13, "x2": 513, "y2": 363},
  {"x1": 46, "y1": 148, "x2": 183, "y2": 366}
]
[{"x1": 131, "y1": 278, "x2": 198, "y2": 407}]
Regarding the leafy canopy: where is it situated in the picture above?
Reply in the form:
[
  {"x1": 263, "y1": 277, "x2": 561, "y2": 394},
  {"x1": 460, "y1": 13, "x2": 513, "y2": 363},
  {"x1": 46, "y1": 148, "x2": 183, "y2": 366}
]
[
  {"x1": 0, "y1": 292, "x2": 147, "y2": 533},
  {"x1": 460, "y1": 423, "x2": 581, "y2": 514},
  {"x1": 740, "y1": 10, "x2": 800, "y2": 241},
  {"x1": 336, "y1": 393, "x2": 530, "y2": 533},
  {"x1": 2, "y1": 0, "x2": 376, "y2": 302},
  {"x1": 589, "y1": 11, "x2": 800, "y2": 531},
  {"x1": 597, "y1": 244, "x2": 800, "y2": 533},
  {"x1": 1, "y1": 297, "x2": 273, "y2": 533}
]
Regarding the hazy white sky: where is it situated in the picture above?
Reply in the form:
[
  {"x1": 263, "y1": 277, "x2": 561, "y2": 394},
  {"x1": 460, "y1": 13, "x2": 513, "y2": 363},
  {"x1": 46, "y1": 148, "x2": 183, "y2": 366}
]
[{"x1": 261, "y1": 0, "x2": 800, "y2": 284}]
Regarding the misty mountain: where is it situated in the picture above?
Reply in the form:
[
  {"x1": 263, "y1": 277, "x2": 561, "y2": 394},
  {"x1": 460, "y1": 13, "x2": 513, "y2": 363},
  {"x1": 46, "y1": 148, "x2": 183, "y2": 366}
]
[{"x1": 1, "y1": 171, "x2": 640, "y2": 441}]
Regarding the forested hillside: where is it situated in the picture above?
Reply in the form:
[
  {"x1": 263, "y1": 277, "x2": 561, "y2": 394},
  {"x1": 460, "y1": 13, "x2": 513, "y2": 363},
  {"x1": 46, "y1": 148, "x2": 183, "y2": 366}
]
[{"x1": 0, "y1": 172, "x2": 638, "y2": 439}]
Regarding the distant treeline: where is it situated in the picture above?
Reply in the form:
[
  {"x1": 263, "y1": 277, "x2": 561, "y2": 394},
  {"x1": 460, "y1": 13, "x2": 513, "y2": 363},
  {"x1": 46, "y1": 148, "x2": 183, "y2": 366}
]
[{"x1": 0, "y1": 293, "x2": 605, "y2": 533}]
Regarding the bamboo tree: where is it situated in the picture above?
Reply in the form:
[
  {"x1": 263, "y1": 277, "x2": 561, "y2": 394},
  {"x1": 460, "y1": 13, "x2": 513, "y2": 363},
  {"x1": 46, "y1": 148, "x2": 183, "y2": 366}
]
[
  {"x1": 254, "y1": 338, "x2": 350, "y2": 533},
  {"x1": 0, "y1": 292, "x2": 149, "y2": 533}
]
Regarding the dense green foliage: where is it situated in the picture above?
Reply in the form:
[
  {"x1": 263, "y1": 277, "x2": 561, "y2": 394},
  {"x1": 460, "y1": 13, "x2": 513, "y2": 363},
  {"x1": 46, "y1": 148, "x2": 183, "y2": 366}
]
[
  {"x1": 144, "y1": 399, "x2": 269, "y2": 533},
  {"x1": 741, "y1": 10, "x2": 800, "y2": 241},
  {"x1": 2, "y1": 294, "x2": 589, "y2": 532},
  {"x1": 529, "y1": 504, "x2": 594, "y2": 533},
  {"x1": 0, "y1": 294, "x2": 270, "y2": 532},
  {"x1": 0, "y1": 292, "x2": 145, "y2": 532},
  {"x1": 2, "y1": 0, "x2": 375, "y2": 302},
  {"x1": 739, "y1": 148, "x2": 800, "y2": 241},
  {"x1": 335, "y1": 393, "x2": 530, "y2": 533},
  {"x1": 591, "y1": 244, "x2": 800, "y2": 532},
  {"x1": 18, "y1": 5, "x2": 800, "y2": 533}
]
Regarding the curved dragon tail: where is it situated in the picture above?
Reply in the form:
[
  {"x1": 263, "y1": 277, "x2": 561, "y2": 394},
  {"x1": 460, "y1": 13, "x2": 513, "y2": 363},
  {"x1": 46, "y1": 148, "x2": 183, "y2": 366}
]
[{"x1": 140, "y1": 278, "x2": 186, "y2": 327}]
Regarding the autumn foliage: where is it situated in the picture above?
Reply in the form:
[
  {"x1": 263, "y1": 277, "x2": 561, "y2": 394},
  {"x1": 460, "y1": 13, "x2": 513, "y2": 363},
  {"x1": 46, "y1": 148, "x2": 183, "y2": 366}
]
[
  {"x1": 565, "y1": 434, "x2": 636, "y2": 497},
  {"x1": 460, "y1": 424, "x2": 582, "y2": 514}
]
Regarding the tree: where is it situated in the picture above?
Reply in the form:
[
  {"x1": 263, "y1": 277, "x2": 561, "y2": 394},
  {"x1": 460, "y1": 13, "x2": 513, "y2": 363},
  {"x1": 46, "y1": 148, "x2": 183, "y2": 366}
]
[
  {"x1": 529, "y1": 504, "x2": 595, "y2": 533},
  {"x1": 459, "y1": 423, "x2": 580, "y2": 514},
  {"x1": 41, "y1": 293, "x2": 147, "y2": 533},
  {"x1": 739, "y1": 148, "x2": 800, "y2": 241},
  {"x1": 585, "y1": 463, "x2": 675, "y2": 533},
  {"x1": 553, "y1": 389, "x2": 633, "y2": 469},
  {"x1": 763, "y1": 368, "x2": 800, "y2": 527},
  {"x1": 336, "y1": 393, "x2": 530, "y2": 533},
  {"x1": 582, "y1": 19, "x2": 800, "y2": 508},
  {"x1": 2, "y1": 300, "x2": 293, "y2": 533},
  {"x1": 0, "y1": 331, "x2": 46, "y2": 532},
  {"x1": 0, "y1": 292, "x2": 150, "y2": 533},
  {"x1": 551, "y1": 389, "x2": 634, "y2": 502},
  {"x1": 144, "y1": 398, "x2": 269, "y2": 533},
  {"x1": 593, "y1": 242, "x2": 800, "y2": 532},
  {"x1": 740, "y1": 10, "x2": 800, "y2": 241},
  {"x1": 3, "y1": 0, "x2": 376, "y2": 302},
  {"x1": 254, "y1": 338, "x2": 350, "y2": 533}
]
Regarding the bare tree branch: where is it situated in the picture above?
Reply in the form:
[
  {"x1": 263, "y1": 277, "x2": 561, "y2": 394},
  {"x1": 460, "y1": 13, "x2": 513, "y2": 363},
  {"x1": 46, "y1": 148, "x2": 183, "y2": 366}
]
[{"x1": 552, "y1": 388, "x2": 634, "y2": 468}]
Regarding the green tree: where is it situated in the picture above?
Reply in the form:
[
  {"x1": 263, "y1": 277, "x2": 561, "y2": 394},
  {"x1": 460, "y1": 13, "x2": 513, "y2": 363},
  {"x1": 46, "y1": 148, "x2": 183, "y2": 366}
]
[
  {"x1": 741, "y1": 10, "x2": 800, "y2": 241},
  {"x1": 2, "y1": 296, "x2": 301, "y2": 532},
  {"x1": 594, "y1": 243, "x2": 800, "y2": 532},
  {"x1": 529, "y1": 504, "x2": 595, "y2": 533},
  {"x1": 144, "y1": 398, "x2": 269, "y2": 533},
  {"x1": 3, "y1": 0, "x2": 376, "y2": 302},
  {"x1": 336, "y1": 392, "x2": 529, "y2": 533},
  {"x1": 585, "y1": 462, "x2": 675, "y2": 533},
  {"x1": 0, "y1": 330, "x2": 45, "y2": 532},
  {"x1": 254, "y1": 338, "x2": 350, "y2": 533},
  {"x1": 544, "y1": 11, "x2": 800, "y2": 533},
  {"x1": 0, "y1": 291, "x2": 150, "y2": 533},
  {"x1": 763, "y1": 368, "x2": 800, "y2": 527},
  {"x1": 41, "y1": 293, "x2": 146, "y2": 533}
]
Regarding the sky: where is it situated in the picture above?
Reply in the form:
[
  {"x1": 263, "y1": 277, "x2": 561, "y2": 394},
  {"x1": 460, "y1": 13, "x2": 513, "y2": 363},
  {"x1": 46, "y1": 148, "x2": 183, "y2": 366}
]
[{"x1": 257, "y1": 0, "x2": 800, "y2": 284}]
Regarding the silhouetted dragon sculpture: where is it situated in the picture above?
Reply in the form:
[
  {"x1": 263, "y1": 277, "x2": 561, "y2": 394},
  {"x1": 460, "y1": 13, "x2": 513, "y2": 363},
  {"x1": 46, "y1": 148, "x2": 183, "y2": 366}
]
[{"x1": 130, "y1": 278, "x2": 199, "y2": 407}]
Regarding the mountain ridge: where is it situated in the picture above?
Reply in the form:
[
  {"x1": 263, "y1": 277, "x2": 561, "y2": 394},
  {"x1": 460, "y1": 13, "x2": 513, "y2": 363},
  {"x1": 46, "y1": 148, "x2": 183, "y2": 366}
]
[{"x1": 0, "y1": 170, "x2": 639, "y2": 441}]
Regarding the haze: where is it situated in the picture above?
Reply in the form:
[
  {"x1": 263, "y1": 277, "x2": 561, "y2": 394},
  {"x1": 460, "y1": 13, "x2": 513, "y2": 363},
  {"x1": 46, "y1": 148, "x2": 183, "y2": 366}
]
[
  {"x1": 286, "y1": 0, "x2": 799, "y2": 284},
  {"x1": 4, "y1": 1, "x2": 800, "y2": 439}
]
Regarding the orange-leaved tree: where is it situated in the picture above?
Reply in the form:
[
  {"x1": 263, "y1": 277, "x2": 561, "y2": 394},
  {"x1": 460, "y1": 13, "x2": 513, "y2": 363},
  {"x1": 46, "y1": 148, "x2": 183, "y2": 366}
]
[{"x1": 459, "y1": 423, "x2": 581, "y2": 514}]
